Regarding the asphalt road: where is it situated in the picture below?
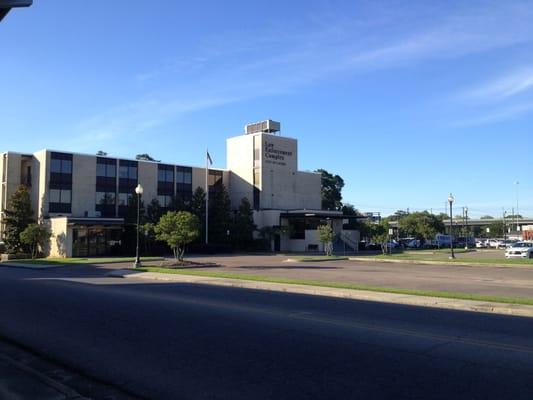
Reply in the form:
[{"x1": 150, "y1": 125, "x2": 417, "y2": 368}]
[
  {"x1": 183, "y1": 254, "x2": 533, "y2": 298},
  {"x1": 1, "y1": 265, "x2": 533, "y2": 399}
]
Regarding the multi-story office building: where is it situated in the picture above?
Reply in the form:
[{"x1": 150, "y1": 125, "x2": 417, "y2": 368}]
[{"x1": 1, "y1": 120, "x2": 358, "y2": 256}]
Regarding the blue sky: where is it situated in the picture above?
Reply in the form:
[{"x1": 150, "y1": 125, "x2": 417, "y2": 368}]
[{"x1": 1, "y1": 0, "x2": 532, "y2": 217}]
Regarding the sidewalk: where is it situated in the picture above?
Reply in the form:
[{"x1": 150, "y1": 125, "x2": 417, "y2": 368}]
[
  {"x1": 110, "y1": 269, "x2": 533, "y2": 318},
  {"x1": 0, "y1": 348, "x2": 87, "y2": 400},
  {"x1": 0, "y1": 339, "x2": 136, "y2": 399}
]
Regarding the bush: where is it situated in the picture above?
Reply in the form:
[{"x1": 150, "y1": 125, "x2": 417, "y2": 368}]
[{"x1": 19, "y1": 224, "x2": 51, "y2": 259}]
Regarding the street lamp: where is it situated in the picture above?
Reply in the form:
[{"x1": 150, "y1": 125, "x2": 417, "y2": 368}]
[
  {"x1": 464, "y1": 206, "x2": 469, "y2": 250},
  {"x1": 133, "y1": 183, "x2": 143, "y2": 268},
  {"x1": 448, "y1": 193, "x2": 455, "y2": 259}
]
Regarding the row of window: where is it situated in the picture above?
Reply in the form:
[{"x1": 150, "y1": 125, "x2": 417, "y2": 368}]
[
  {"x1": 49, "y1": 189, "x2": 71, "y2": 204},
  {"x1": 95, "y1": 192, "x2": 133, "y2": 206},
  {"x1": 158, "y1": 168, "x2": 192, "y2": 184},
  {"x1": 50, "y1": 159, "x2": 72, "y2": 174},
  {"x1": 95, "y1": 161, "x2": 193, "y2": 183}
]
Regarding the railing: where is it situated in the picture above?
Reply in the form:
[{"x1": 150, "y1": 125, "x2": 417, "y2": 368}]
[{"x1": 338, "y1": 232, "x2": 359, "y2": 254}]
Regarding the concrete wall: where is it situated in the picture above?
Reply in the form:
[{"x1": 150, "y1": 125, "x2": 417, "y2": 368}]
[
  {"x1": 227, "y1": 134, "x2": 255, "y2": 208},
  {"x1": 72, "y1": 154, "x2": 97, "y2": 217},
  {"x1": 226, "y1": 132, "x2": 321, "y2": 212},
  {"x1": 47, "y1": 217, "x2": 70, "y2": 257},
  {"x1": 33, "y1": 150, "x2": 48, "y2": 221},
  {"x1": 138, "y1": 161, "x2": 158, "y2": 208},
  {"x1": 0, "y1": 152, "x2": 22, "y2": 238}
]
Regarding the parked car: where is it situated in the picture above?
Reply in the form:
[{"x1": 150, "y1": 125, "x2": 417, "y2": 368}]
[
  {"x1": 385, "y1": 240, "x2": 399, "y2": 249},
  {"x1": 435, "y1": 234, "x2": 452, "y2": 247},
  {"x1": 405, "y1": 239, "x2": 421, "y2": 248},
  {"x1": 475, "y1": 240, "x2": 487, "y2": 248},
  {"x1": 505, "y1": 242, "x2": 533, "y2": 258},
  {"x1": 488, "y1": 239, "x2": 506, "y2": 249}
]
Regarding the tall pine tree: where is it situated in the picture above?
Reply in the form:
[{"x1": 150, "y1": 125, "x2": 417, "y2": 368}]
[
  {"x1": 191, "y1": 186, "x2": 206, "y2": 242},
  {"x1": 231, "y1": 197, "x2": 256, "y2": 249},
  {"x1": 208, "y1": 184, "x2": 232, "y2": 244},
  {"x1": 3, "y1": 185, "x2": 34, "y2": 253}
]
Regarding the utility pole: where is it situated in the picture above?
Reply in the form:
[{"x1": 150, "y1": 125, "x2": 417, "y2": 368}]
[
  {"x1": 502, "y1": 209, "x2": 507, "y2": 243},
  {"x1": 464, "y1": 206, "x2": 469, "y2": 249}
]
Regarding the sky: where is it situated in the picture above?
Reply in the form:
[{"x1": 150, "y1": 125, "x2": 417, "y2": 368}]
[{"x1": 1, "y1": 0, "x2": 532, "y2": 218}]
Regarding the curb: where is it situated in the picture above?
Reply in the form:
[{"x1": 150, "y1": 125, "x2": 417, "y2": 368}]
[
  {"x1": 109, "y1": 269, "x2": 533, "y2": 318},
  {"x1": 284, "y1": 257, "x2": 349, "y2": 263},
  {"x1": 0, "y1": 352, "x2": 89, "y2": 399},
  {"x1": 0, "y1": 262, "x2": 63, "y2": 269}
]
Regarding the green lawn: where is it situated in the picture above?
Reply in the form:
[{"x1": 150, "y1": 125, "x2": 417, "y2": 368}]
[
  {"x1": 288, "y1": 255, "x2": 349, "y2": 262},
  {"x1": 370, "y1": 252, "x2": 533, "y2": 265},
  {"x1": 138, "y1": 266, "x2": 533, "y2": 306},
  {"x1": 3, "y1": 256, "x2": 164, "y2": 265}
]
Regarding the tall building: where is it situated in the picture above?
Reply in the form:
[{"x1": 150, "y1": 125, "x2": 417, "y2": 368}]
[{"x1": 1, "y1": 120, "x2": 358, "y2": 256}]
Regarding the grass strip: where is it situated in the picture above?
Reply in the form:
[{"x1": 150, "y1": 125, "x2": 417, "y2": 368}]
[
  {"x1": 139, "y1": 266, "x2": 533, "y2": 306},
  {"x1": 370, "y1": 254, "x2": 533, "y2": 265},
  {"x1": 3, "y1": 257, "x2": 164, "y2": 265},
  {"x1": 288, "y1": 256, "x2": 349, "y2": 262}
]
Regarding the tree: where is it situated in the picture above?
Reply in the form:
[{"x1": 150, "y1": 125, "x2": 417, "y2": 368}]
[
  {"x1": 480, "y1": 215, "x2": 495, "y2": 220},
  {"x1": 20, "y1": 223, "x2": 51, "y2": 259},
  {"x1": 146, "y1": 198, "x2": 163, "y2": 224},
  {"x1": 387, "y1": 210, "x2": 409, "y2": 222},
  {"x1": 486, "y1": 221, "x2": 504, "y2": 237},
  {"x1": 317, "y1": 224, "x2": 335, "y2": 256},
  {"x1": 3, "y1": 185, "x2": 34, "y2": 253},
  {"x1": 315, "y1": 169, "x2": 344, "y2": 211},
  {"x1": 398, "y1": 211, "x2": 444, "y2": 241},
  {"x1": 154, "y1": 211, "x2": 200, "y2": 261},
  {"x1": 191, "y1": 187, "x2": 206, "y2": 219},
  {"x1": 231, "y1": 198, "x2": 256, "y2": 248},
  {"x1": 169, "y1": 193, "x2": 188, "y2": 212},
  {"x1": 191, "y1": 187, "x2": 206, "y2": 241},
  {"x1": 209, "y1": 184, "x2": 232, "y2": 243},
  {"x1": 341, "y1": 203, "x2": 360, "y2": 216},
  {"x1": 135, "y1": 153, "x2": 160, "y2": 162},
  {"x1": 435, "y1": 213, "x2": 450, "y2": 221},
  {"x1": 373, "y1": 220, "x2": 390, "y2": 254},
  {"x1": 96, "y1": 150, "x2": 108, "y2": 156}
]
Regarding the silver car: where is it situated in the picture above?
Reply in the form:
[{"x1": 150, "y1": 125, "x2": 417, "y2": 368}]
[{"x1": 505, "y1": 242, "x2": 533, "y2": 259}]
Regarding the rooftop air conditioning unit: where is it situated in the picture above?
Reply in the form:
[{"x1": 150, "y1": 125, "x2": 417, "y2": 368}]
[{"x1": 245, "y1": 120, "x2": 281, "y2": 135}]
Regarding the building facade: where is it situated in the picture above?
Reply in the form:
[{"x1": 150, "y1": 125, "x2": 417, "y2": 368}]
[{"x1": 1, "y1": 120, "x2": 358, "y2": 256}]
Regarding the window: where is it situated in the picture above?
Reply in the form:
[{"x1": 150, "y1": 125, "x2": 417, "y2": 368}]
[
  {"x1": 96, "y1": 191, "x2": 116, "y2": 205},
  {"x1": 178, "y1": 171, "x2": 191, "y2": 184},
  {"x1": 208, "y1": 170, "x2": 222, "y2": 186},
  {"x1": 118, "y1": 193, "x2": 133, "y2": 206},
  {"x1": 158, "y1": 168, "x2": 173, "y2": 183},
  {"x1": 157, "y1": 195, "x2": 172, "y2": 207},
  {"x1": 184, "y1": 171, "x2": 192, "y2": 184},
  {"x1": 119, "y1": 160, "x2": 137, "y2": 180},
  {"x1": 176, "y1": 167, "x2": 192, "y2": 184},
  {"x1": 97, "y1": 161, "x2": 116, "y2": 178},
  {"x1": 50, "y1": 189, "x2": 71, "y2": 204},
  {"x1": 51, "y1": 158, "x2": 72, "y2": 174},
  {"x1": 289, "y1": 218, "x2": 306, "y2": 239}
]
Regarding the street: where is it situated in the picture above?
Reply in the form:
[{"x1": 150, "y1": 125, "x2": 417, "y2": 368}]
[{"x1": 1, "y1": 264, "x2": 533, "y2": 399}]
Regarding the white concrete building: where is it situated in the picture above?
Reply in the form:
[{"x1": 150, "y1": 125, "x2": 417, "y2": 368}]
[{"x1": 1, "y1": 120, "x2": 359, "y2": 256}]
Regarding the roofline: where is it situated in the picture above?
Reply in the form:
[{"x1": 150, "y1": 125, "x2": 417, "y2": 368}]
[
  {"x1": 226, "y1": 131, "x2": 297, "y2": 141},
  {"x1": 18, "y1": 149, "x2": 228, "y2": 172}
]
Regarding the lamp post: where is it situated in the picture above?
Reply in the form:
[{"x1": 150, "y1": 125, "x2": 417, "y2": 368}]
[
  {"x1": 448, "y1": 193, "x2": 455, "y2": 259},
  {"x1": 133, "y1": 183, "x2": 143, "y2": 268},
  {"x1": 464, "y1": 206, "x2": 469, "y2": 250}
]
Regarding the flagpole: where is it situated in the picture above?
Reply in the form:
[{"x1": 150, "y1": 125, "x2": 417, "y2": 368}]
[{"x1": 205, "y1": 148, "x2": 209, "y2": 245}]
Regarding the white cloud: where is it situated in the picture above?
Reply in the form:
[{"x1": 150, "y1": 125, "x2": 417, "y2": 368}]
[
  {"x1": 459, "y1": 69, "x2": 533, "y2": 103},
  {"x1": 74, "y1": 1, "x2": 533, "y2": 143},
  {"x1": 453, "y1": 101, "x2": 533, "y2": 126}
]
